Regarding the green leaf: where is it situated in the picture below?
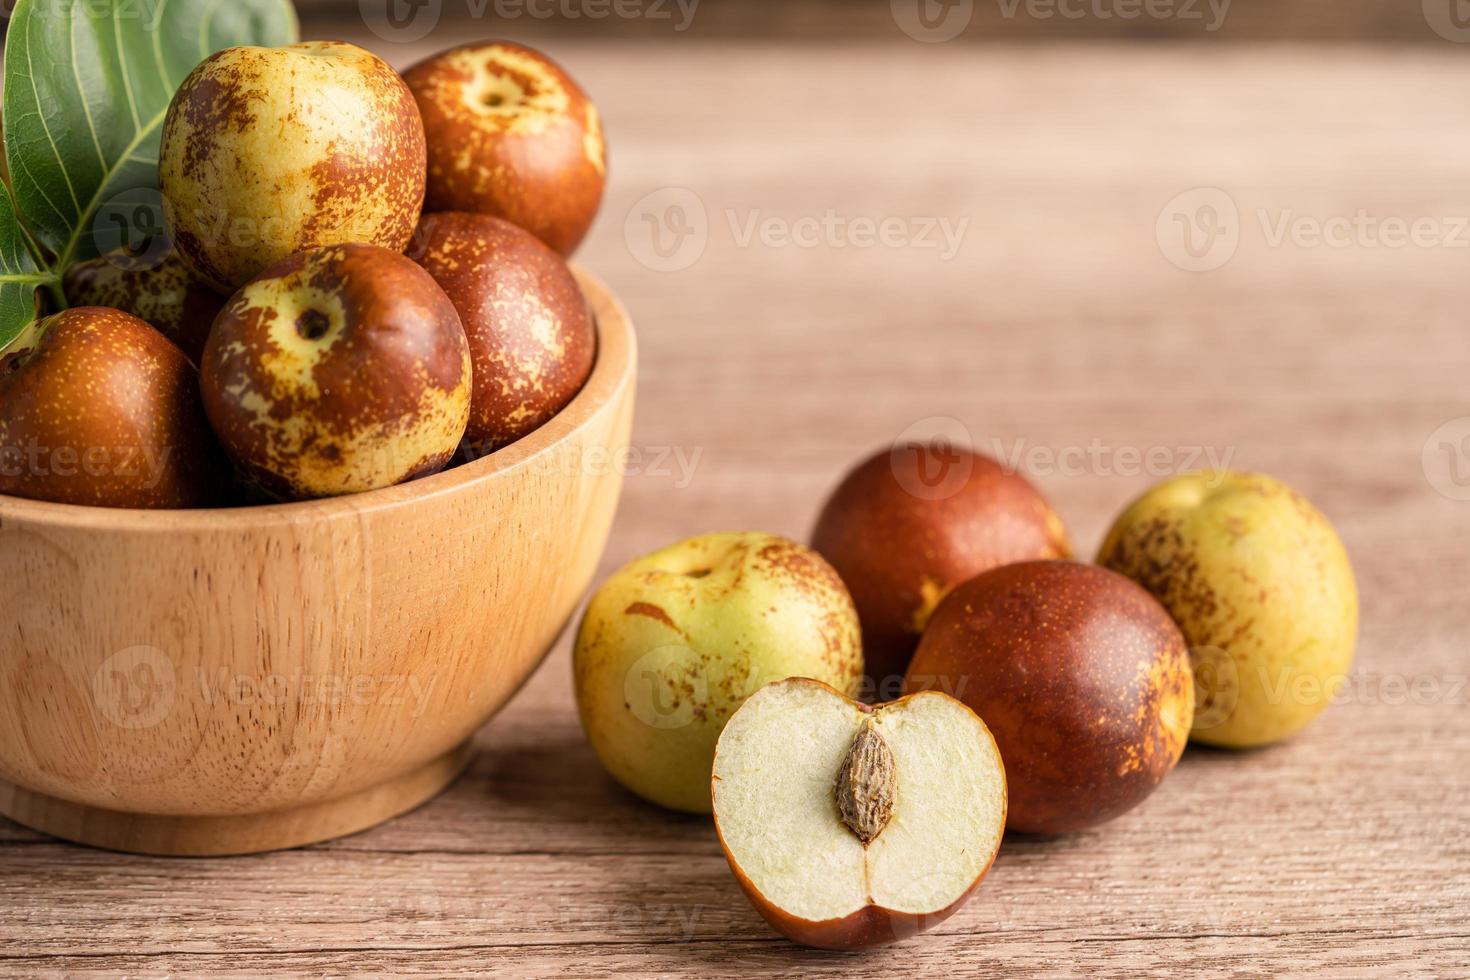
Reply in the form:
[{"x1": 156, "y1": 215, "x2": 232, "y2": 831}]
[
  {"x1": 2, "y1": 0, "x2": 299, "y2": 273},
  {"x1": 0, "y1": 187, "x2": 54, "y2": 350}
]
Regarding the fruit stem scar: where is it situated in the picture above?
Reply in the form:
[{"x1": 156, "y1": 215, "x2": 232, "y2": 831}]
[
  {"x1": 296, "y1": 310, "x2": 331, "y2": 341},
  {"x1": 835, "y1": 718, "x2": 897, "y2": 845}
]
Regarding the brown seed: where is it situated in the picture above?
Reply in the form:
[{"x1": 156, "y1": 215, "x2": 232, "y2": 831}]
[{"x1": 834, "y1": 719, "x2": 897, "y2": 845}]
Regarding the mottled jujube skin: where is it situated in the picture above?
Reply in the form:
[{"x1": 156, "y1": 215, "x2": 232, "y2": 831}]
[
  {"x1": 574, "y1": 532, "x2": 864, "y2": 814},
  {"x1": 813, "y1": 445, "x2": 1071, "y2": 691},
  {"x1": 0, "y1": 307, "x2": 226, "y2": 508},
  {"x1": 200, "y1": 244, "x2": 471, "y2": 501},
  {"x1": 1097, "y1": 471, "x2": 1358, "y2": 748},
  {"x1": 160, "y1": 41, "x2": 427, "y2": 291},
  {"x1": 406, "y1": 212, "x2": 595, "y2": 456},
  {"x1": 63, "y1": 247, "x2": 225, "y2": 364},
  {"x1": 403, "y1": 42, "x2": 606, "y2": 256},
  {"x1": 906, "y1": 560, "x2": 1193, "y2": 835}
]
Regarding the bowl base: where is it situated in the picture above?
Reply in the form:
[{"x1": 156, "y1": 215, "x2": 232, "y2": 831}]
[{"x1": 0, "y1": 741, "x2": 473, "y2": 857}]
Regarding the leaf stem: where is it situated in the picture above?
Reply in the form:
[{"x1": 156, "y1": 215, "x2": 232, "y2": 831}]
[{"x1": 44, "y1": 274, "x2": 65, "y2": 311}]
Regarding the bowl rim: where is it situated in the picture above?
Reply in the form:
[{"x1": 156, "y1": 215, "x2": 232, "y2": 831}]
[{"x1": 0, "y1": 264, "x2": 635, "y2": 532}]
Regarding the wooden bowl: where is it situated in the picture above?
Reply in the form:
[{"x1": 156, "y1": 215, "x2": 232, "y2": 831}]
[{"x1": 0, "y1": 268, "x2": 635, "y2": 856}]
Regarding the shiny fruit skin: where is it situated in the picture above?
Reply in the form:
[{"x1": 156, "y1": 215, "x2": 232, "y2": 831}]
[
  {"x1": 1097, "y1": 471, "x2": 1358, "y2": 748},
  {"x1": 403, "y1": 41, "x2": 606, "y2": 255},
  {"x1": 63, "y1": 247, "x2": 225, "y2": 364},
  {"x1": 200, "y1": 243, "x2": 471, "y2": 500},
  {"x1": 160, "y1": 41, "x2": 426, "y2": 290},
  {"x1": 812, "y1": 445, "x2": 1071, "y2": 693},
  {"x1": 573, "y1": 531, "x2": 864, "y2": 813},
  {"x1": 906, "y1": 560, "x2": 1192, "y2": 834},
  {"x1": 406, "y1": 212, "x2": 594, "y2": 454},
  {"x1": 0, "y1": 307, "x2": 225, "y2": 508}
]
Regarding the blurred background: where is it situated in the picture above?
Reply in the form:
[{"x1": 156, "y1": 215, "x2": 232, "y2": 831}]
[
  {"x1": 299, "y1": 0, "x2": 1468, "y2": 573},
  {"x1": 288, "y1": 0, "x2": 1470, "y2": 734},
  {"x1": 306, "y1": 0, "x2": 1460, "y2": 42}
]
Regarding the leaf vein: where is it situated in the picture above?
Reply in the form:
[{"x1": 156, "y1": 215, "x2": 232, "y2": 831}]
[
  {"x1": 54, "y1": 109, "x2": 167, "y2": 271},
  {"x1": 152, "y1": 0, "x2": 174, "y2": 90},
  {"x1": 23, "y1": 10, "x2": 83, "y2": 222},
  {"x1": 69, "y1": 10, "x2": 110, "y2": 174},
  {"x1": 11, "y1": 151, "x2": 71, "y2": 240},
  {"x1": 112, "y1": 0, "x2": 144, "y2": 133}
]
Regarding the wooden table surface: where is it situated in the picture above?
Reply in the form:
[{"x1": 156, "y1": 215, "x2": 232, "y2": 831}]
[{"x1": 3, "y1": 35, "x2": 1468, "y2": 978}]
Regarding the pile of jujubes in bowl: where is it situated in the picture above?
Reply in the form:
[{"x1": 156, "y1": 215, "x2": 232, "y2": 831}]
[{"x1": 1, "y1": 37, "x2": 606, "y2": 508}]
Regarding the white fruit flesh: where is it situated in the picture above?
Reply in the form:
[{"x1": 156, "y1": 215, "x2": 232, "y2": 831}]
[{"x1": 712, "y1": 680, "x2": 1005, "y2": 923}]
